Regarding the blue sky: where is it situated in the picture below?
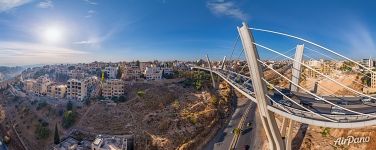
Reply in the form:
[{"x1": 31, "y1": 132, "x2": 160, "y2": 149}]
[{"x1": 0, "y1": 0, "x2": 375, "y2": 65}]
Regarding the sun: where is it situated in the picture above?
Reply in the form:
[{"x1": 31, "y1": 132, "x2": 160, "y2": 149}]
[{"x1": 42, "y1": 25, "x2": 64, "y2": 43}]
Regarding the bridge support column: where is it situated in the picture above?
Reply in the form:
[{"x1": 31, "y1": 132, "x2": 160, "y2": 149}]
[
  {"x1": 283, "y1": 44, "x2": 304, "y2": 150},
  {"x1": 221, "y1": 56, "x2": 226, "y2": 70},
  {"x1": 313, "y1": 81, "x2": 318, "y2": 93},
  {"x1": 290, "y1": 44, "x2": 304, "y2": 92},
  {"x1": 238, "y1": 22, "x2": 285, "y2": 150},
  {"x1": 206, "y1": 54, "x2": 216, "y2": 89}
]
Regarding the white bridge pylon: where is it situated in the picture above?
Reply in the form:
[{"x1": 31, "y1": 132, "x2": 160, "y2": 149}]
[{"x1": 192, "y1": 22, "x2": 376, "y2": 150}]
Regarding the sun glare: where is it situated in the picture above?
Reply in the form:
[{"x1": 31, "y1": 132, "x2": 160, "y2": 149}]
[{"x1": 43, "y1": 25, "x2": 64, "y2": 43}]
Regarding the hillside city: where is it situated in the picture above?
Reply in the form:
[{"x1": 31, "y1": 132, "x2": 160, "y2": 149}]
[
  {"x1": 1, "y1": 1, "x2": 376, "y2": 150},
  {"x1": 0, "y1": 57, "x2": 375, "y2": 149}
]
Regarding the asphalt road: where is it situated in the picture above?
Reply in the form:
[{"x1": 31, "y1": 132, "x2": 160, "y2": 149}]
[
  {"x1": 204, "y1": 98, "x2": 251, "y2": 150},
  {"x1": 234, "y1": 103, "x2": 257, "y2": 149}
]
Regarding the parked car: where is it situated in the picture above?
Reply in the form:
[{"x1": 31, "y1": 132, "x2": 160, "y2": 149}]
[
  {"x1": 337, "y1": 101, "x2": 348, "y2": 105},
  {"x1": 281, "y1": 89, "x2": 293, "y2": 97},
  {"x1": 314, "y1": 97, "x2": 322, "y2": 101},
  {"x1": 278, "y1": 100, "x2": 293, "y2": 107},
  {"x1": 331, "y1": 106, "x2": 346, "y2": 115},
  {"x1": 300, "y1": 101, "x2": 312, "y2": 107},
  {"x1": 361, "y1": 98, "x2": 375, "y2": 103}
]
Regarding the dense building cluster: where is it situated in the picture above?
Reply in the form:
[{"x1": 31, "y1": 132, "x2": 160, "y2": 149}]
[{"x1": 19, "y1": 61, "x2": 188, "y2": 101}]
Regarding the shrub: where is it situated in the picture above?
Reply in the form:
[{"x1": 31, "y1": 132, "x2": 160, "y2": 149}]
[
  {"x1": 210, "y1": 95, "x2": 219, "y2": 106},
  {"x1": 62, "y1": 111, "x2": 76, "y2": 128},
  {"x1": 321, "y1": 127, "x2": 331, "y2": 137},
  {"x1": 137, "y1": 90, "x2": 145, "y2": 97},
  {"x1": 188, "y1": 115, "x2": 197, "y2": 125},
  {"x1": 35, "y1": 124, "x2": 50, "y2": 139}
]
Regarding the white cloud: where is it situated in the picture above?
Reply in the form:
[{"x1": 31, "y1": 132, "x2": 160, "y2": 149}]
[
  {"x1": 341, "y1": 23, "x2": 376, "y2": 57},
  {"x1": 73, "y1": 27, "x2": 119, "y2": 47},
  {"x1": 207, "y1": 0, "x2": 248, "y2": 20},
  {"x1": 83, "y1": 0, "x2": 96, "y2": 5},
  {"x1": 85, "y1": 10, "x2": 95, "y2": 18},
  {"x1": 0, "y1": 0, "x2": 31, "y2": 12},
  {"x1": 0, "y1": 41, "x2": 88, "y2": 64},
  {"x1": 37, "y1": 0, "x2": 53, "y2": 9}
]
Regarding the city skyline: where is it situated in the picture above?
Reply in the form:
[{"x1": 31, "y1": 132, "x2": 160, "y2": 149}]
[{"x1": 0, "y1": 0, "x2": 376, "y2": 66}]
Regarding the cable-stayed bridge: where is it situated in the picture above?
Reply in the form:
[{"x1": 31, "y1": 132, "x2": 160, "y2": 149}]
[{"x1": 192, "y1": 22, "x2": 376, "y2": 150}]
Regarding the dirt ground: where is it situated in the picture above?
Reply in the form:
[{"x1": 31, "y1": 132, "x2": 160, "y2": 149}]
[
  {"x1": 296, "y1": 125, "x2": 376, "y2": 150},
  {"x1": 77, "y1": 81, "x2": 234, "y2": 150},
  {"x1": 302, "y1": 73, "x2": 362, "y2": 96}
]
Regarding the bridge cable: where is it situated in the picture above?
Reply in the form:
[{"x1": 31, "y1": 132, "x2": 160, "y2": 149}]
[
  {"x1": 305, "y1": 46, "x2": 373, "y2": 79},
  {"x1": 264, "y1": 94, "x2": 293, "y2": 114},
  {"x1": 254, "y1": 42, "x2": 376, "y2": 102},
  {"x1": 249, "y1": 27, "x2": 376, "y2": 75},
  {"x1": 302, "y1": 53, "x2": 367, "y2": 88},
  {"x1": 256, "y1": 57, "x2": 375, "y2": 117},
  {"x1": 228, "y1": 35, "x2": 240, "y2": 65},
  {"x1": 262, "y1": 78, "x2": 338, "y2": 122}
]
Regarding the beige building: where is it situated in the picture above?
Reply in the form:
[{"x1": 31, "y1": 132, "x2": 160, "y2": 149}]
[
  {"x1": 68, "y1": 70, "x2": 85, "y2": 79},
  {"x1": 363, "y1": 72, "x2": 376, "y2": 94},
  {"x1": 32, "y1": 75, "x2": 52, "y2": 96},
  {"x1": 23, "y1": 79, "x2": 36, "y2": 92},
  {"x1": 139, "y1": 62, "x2": 152, "y2": 72},
  {"x1": 123, "y1": 64, "x2": 141, "y2": 80},
  {"x1": 304, "y1": 61, "x2": 334, "y2": 78},
  {"x1": 102, "y1": 79, "x2": 125, "y2": 98},
  {"x1": 47, "y1": 84, "x2": 67, "y2": 99},
  {"x1": 67, "y1": 76, "x2": 98, "y2": 101}
]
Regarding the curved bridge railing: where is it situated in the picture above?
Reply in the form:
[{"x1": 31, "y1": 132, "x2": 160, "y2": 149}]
[{"x1": 191, "y1": 66, "x2": 376, "y2": 128}]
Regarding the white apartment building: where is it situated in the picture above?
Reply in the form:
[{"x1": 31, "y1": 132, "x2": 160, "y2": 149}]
[
  {"x1": 104, "y1": 67, "x2": 118, "y2": 79},
  {"x1": 67, "y1": 76, "x2": 98, "y2": 101},
  {"x1": 161, "y1": 67, "x2": 173, "y2": 75},
  {"x1": 91, "y1": 135, "x2": 128, "y2": 150},
  {"x1": 361, "y1": 58, "x2": 373, "y2": 69},
  {"x1": 144, "y1": 66, "x2": 162, "y2": 80},
  {"x1": 32, "y1": 75, "x2": 52, "y2": 96},
  {"x1": 306, "y1": 59, "x2": 322, "y2": 68},
  {"x1": 102, "y1": 79, "x2": 125, "y2": 98}
]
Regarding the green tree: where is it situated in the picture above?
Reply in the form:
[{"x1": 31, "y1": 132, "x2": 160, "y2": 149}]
[
  {"x1": 116, "y1": 67, "x2": 122, "y2": 79},
  {"x1": 35, "y1": 124, "x2": 50, "y2": 139},
  {"x1": 62, "y1": 111, "x2": 76, "y2": 128},
  {"x1": 54, "y1": 123, "x2": 60, "y2": 144}
]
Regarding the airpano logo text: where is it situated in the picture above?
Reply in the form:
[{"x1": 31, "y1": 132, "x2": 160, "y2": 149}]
[{"x1": 334, "y1": 136, "x2": 370, "y2": 146}]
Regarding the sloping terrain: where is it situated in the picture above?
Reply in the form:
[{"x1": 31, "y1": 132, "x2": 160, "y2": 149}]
[{"x1": 78, "y1": 81, "x2": 234, "y2": 149}]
